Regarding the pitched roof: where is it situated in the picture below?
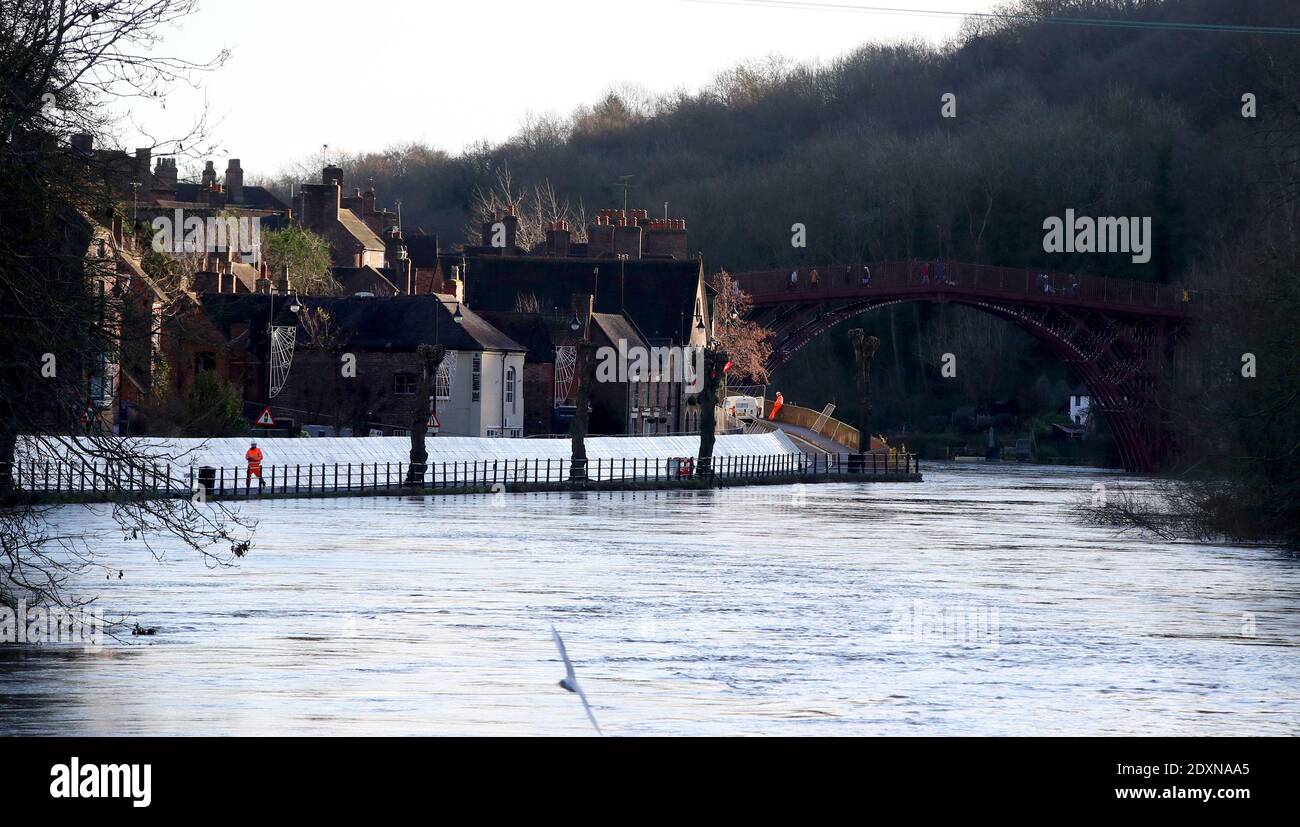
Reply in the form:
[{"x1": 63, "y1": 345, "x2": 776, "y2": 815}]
[
  {"x1": 591, "y1": 312, "x2": 647, "y2": 349},
  {"x1": 449, "y1": 254, "x2": 703, "y2": 343},
  {"x1": 170, "y1": 183, "x2": 289, "y2": 212},
  {"x1": 475, "y1": 312, "x2": 557, "y2": 363},
  {"x1": 337, "y1": 209, "x2": 385, "y2": 252},
  {"x1": 200, "y1": 293, "x2": 525, "y2": 353},
  {"x1": 333, "y1": 265, "x2": 399, "y2": 296},
  {"x1": 229, "y1": 262, "x2": 260, "y2": 292}
]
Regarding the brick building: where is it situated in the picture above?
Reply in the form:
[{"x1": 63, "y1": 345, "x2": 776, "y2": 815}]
[
  {"x1": 444, "y1": 207, "x2": 710, "y2": 433},
  {"x1": 196, "y1": 293, "x2": 526, "y2": 437}
]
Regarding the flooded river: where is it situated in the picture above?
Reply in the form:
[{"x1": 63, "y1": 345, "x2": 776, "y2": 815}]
[{"x1": 1, "y1": 463, "x2": 1297, "y2": 735}]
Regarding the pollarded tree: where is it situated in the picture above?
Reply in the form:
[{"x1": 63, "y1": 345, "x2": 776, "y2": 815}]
[{"x1": 405, "y1": 343, "x2": 446, "y2": 486}]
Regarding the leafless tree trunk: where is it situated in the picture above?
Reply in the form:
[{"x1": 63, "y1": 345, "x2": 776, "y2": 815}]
[
  {"x1": 696, "y1": 346, "x2": 729, "y2": 476},
  {"x1": 569, "y1": 339, "x2": 596, "y2": 480},
  {"x1": 849, "y1": 329, "x2": 880, "y2": 453},
  {"x1": 1, "y1": 0, "x2": 246, "y2": 613},
  {"x1": 405, "y1": 343, "x2": 445, "y2": 485}
]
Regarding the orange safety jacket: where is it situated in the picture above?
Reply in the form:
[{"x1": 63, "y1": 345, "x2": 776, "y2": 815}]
[{"x1": 245, "y1": 447, "x2": 264, "y2": 467}]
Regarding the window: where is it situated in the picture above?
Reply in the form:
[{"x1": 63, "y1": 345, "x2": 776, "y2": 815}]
[
  {"x1": 505, "y1": 366, "x2": 516, "y2": 411},
  {"x1": 471, "y1": 353, "x2": 481, "y2": 402},
  {"x1": 194, "y1": 352, "x2": 216, "y2": 374},
  {"x1": 394, "y1": 372, "x2": 417, "y2": 396}
]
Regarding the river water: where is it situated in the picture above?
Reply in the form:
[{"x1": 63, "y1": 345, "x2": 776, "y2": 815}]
[{"x1": 1, "y1": 463, "x2": 1297, "y2": 736}]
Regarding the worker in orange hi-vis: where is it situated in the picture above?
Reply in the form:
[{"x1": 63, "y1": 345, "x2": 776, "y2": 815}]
[
  {"x1": 768, "y1": 391, "x2": 785, "y2": 421},
  {"x1": 245, "y1": 440, "x2": 264, "y2": 489}
]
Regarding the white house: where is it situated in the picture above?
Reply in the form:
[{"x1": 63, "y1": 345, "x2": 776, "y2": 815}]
[
  {"x1": 1068, "y1": 384, "x2": 1092, "y2": 428},
  {"x1": 240, "y1": 294, "x2": 527, "y2": 438}
]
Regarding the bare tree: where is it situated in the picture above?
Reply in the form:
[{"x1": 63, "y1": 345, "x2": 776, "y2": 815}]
[
  {"x1": 0, "y1": 0, "x2": 250, "y2": 614},
  {"x1": 464, "y1": 165, "x2": 588, "y2": 251},
  {"x1": 696, "y1": 346, "x2": 729, "y2": 476}
]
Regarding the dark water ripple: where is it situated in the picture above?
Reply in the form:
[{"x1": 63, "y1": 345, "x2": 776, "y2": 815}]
[{"x1": 1, "y1": 463, "x2": 1297, "y2": 735}]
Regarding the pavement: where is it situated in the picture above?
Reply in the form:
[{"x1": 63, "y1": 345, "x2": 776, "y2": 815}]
[{"x1": 768, "y1": 420, "x2": 852, "y2": 455}]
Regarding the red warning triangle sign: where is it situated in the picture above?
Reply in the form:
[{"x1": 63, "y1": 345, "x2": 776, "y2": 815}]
[
  {"x1": 255, "y1": 407, "x2": 276, "y2": 427},
  {"x1": 428, "y1": 410, "x2": 441, "y2": 429}
]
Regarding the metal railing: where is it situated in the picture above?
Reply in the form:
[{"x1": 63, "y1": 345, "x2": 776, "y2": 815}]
[
  {"x1": 735, "y1": 259, "x2": 1193, "y2": 314},
  {"x1": 4, "y1": 452, "x2": 920, "y2": 499}
]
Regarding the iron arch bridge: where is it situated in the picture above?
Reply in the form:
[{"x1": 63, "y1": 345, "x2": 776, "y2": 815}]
[{"x1": 730, "y1": 260, "x2": 1196, "y2": 473}]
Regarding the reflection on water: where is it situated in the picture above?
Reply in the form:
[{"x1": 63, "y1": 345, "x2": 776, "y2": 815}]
[{"x1": 1, "y1": 463, "x2": 1297, "y2": 736}]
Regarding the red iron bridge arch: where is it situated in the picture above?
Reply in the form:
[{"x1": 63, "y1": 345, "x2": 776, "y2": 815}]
[{"x1": 730, "y1": 260, "x2": 1196, "y2": 473}]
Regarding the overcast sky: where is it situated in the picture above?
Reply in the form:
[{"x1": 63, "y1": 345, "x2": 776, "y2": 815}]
[{"x1": 110, "y1": 0, "x2": 999, "y2": 179}]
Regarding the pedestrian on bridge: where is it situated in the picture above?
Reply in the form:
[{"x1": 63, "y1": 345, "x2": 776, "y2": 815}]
[
  {"x1": 788, "y1": 270, "x2": 798, "y2": 290},
  {"x1": 861, "y1": 265, "x2": 872, "y2": 287}
]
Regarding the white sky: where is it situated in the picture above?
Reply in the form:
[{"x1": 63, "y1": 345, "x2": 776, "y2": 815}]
[{"x1": 110, "y1": 0, "x2": 1000, "y2": 178}]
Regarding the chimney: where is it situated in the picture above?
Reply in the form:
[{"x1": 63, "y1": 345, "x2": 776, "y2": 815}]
[
  {"x1": 276, "y1": 264, "x2": 291, "y2": 294},
  {"x1": 362, "y1": 183, "x2": 376, "y2": 215},
  {"x1": 322, "y1": 165, "x2": 343, "y2": 186},
  {"x1": 587, "y1": 214, "x2": 615, "y2": 257},
  {"x1": 225, "y1": 158, "x2": 244, "y2": 203},
  {"x1": 443, "y1": 265, "x2": 465, "y2": 302},
  {"x1": 201, "y1": 161, "x2": 217, "y2": 187},
  {"x1": 193, "y1": 269, "x2": 219, "y2": 294},
  {"x1": 134, "y1": 147, "x2": 151, "y2": 184},
  {"x1": 545, "y1": 221, "x2": 572, "y2": 257},
  {"x1": 613, "y1": 220, "x2": 642, "y2": 260},
  {"x1": 644, "y1": 218, "x2": 689, "y2": 259},
  {"x1": 206, "y1": 182, "x2": 226, "y2": 208},
  {"x1": 502, "y1": 206, "x2": 518, "y2": 251},
  {"x1": 299, "y1": 182, "x2": 341, "y2": 237},
  {"x1": 70, "y1": 133, "x2": 93, "y2": 155},
  {"x1": 383, "y1": 227, "x2": 406, "y2": 268},
  {"x1": 153, "y1": 157, "x2": 177, "y2": 192}
]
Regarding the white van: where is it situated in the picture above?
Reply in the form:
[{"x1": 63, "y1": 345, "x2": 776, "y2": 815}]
[{"x1": 724, "y1": 395, "x2": 763, "y2": 420}]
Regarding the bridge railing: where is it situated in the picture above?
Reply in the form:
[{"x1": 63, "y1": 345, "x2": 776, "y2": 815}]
[{"x1": 734, "y1": 259, "x2": 1189, "y2": 313}]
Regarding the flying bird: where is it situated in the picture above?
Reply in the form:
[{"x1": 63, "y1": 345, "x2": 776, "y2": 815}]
[{"x1": 551, "y1": 625, "x2": 602, "y2": 736}]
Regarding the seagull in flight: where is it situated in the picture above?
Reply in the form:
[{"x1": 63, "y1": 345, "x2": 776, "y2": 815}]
[{"x1": 551, "y1": 625, "x2": 602, "y2": 736}]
